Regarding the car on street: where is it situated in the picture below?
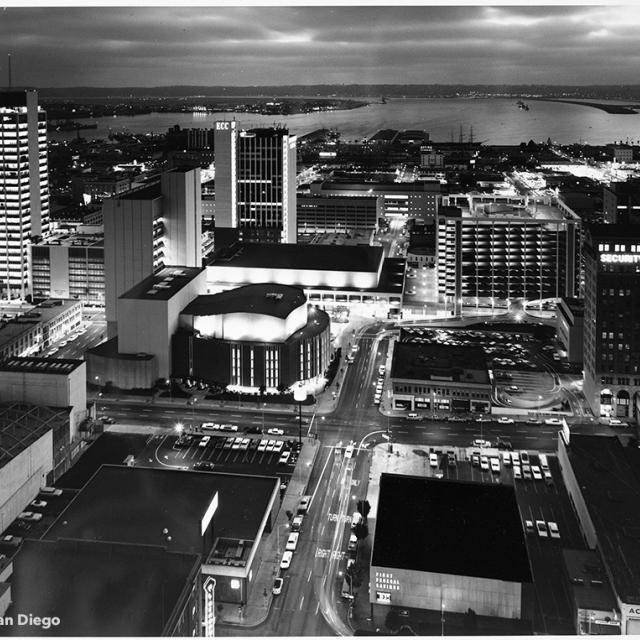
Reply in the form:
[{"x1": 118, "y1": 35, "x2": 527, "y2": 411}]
[
  {"x1": 344, "y1": 444, "x2": 355, "y2": 459},
  {"x1": 285, "y1": 532, "x2": 299, "y2": 552},
  {"x1": 30, "y1": 500, "x2": 47, "y2": 509},
  {"x1": 406, "y1": 413, "x2": 422, "y2": 421},
  {"x1": 498, "y1": 417, "x2": 515, "y2": 424},
  {"x1": 280, "y1": 551, "x2": 293, "y2": 570},
  {"x1": 429, "y1": 453, "x2": 438, "y2": 467},
  {"x1": 102, "y1": 416, "x2": 116, "y2": 424},
  {"x1": 480, "y1": 456, "x2": 489, "y2": 471},
  {"x1": 527, "y1": 417, "x2": 542, "y2": 425},
  {"x1": 267, "y1": 428, "x2": 284, "y2": 436},
  {"x1": 513, "y1": 465, "x2": 522, "y2": 480},
  {"x1": 297, "y1": 495, "x2": 311, "y2": 515},
  {"x1": 272, "y1": 577, "x2": 284, "y2": 595},
  {"x1": 291, "y1": 515, "x2": 304, "y2": 532},
  {"x1": 490, "y1": 458, "x2": 501, "y2": 473},
  {"x1": 548, "y1": 522, "x2": 561, "y2": 539},
  {"x1": 348, "y1": 533, "x2": 358, "y2": 552},
  {"x1": 472, "y1": 439, "x2": 491, "y2": 448},
  {"x1": 609, "y1": 418, "x2": 628, "y2": 427},
  {"x1": 536, "y1": 520, "x2": 548, "y2": 537},
  {"x1": 532, "y1": 465, "x2": 542, "y2": 481},
  {"x1": 524, "y1": 520, "x2": 535, "y2": 534},
  {"x1": 544, "y1": 418, "x2": 562, "y2": 425},
  {"x1": 194, "y1": 461, "x2": 215, "y2": 471}
]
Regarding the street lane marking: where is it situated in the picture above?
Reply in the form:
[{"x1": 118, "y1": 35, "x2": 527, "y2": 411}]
[
  {"x1": 299, "y1": 595, "x2": 304, "y2": 610},
  {"x1": 307, "y1": 569, "x2": 312, "y2": 582}
]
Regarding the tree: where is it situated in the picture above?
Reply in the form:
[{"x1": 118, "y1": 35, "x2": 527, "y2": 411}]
[
  {"x1": 353, "y1": 522, "x2": 369, "y2": 540},
  {"x1": 357, "y1": 500, "x2": 371, "y2": 519}
]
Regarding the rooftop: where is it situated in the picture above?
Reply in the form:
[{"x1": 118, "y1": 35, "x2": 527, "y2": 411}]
[
  {"x1": 117, "y1": 182, "x2": 162, "y2": 201},
  {"x1": 33, "y1": 230, "x2": 103, "y2": 248},
  {"x1": 0, "y1": 356, "x2": 84, "y2": 376},
  {"x1": 8, "y1": 538, "x2": 200, "y2": 637},
  {"x1": 313, "y1": 180, "x2": 440, "y2": 193},
  {"x1": 588, "y1": 223, "x2": 640, "y2": 242},
  {"x1": 207, "y1": 241, "x2": 384, "y2": 274},
  {"x1": 120, "y1": 266, "x2": 204, "y2": 301},
  {"x1": 372, "y1": 474, "x2": 532, "y2": 583},
  {"x1": 562, "y1": 548, "x2": 618, "y2": 614},
  {"x1": 391, "y1": 339, "x2": 490, "y2": 385},
  {"x1": 457, "y1": 203, "x2": 574, "y2": 222},
  {"x1": 0, "y1": 403, "x2": 67, "y2": 470},
  {"x1": 44, "y1": 465, "x2": 279, "y2": 557},
  {"x1": 562, "y1": 434, "x2": 640, "y2": 605},
  {"x1": 182, "y1": 284, "x2": 306, "y2": 319}
]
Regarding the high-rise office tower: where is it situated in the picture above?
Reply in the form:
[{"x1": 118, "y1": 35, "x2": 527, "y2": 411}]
[
  {"x1": 214, "y1": 121, "x2": 296, "y2": 245},
  {"x1": 583, "y1": 224, "x2": 640, "y2": 419},
  {"x1": 103, "y1": 167, "x2": 202, "y2": 336},
  {"x1": 0, "y1": 89, "x2": 49, "y2": 300}
]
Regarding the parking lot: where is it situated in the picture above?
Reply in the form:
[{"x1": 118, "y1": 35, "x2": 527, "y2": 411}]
[
  {"x1": 140, "y1": 432, "x2": 302, "y2": 488},
  {"x1": 391, "y1": 444, "x2": 584, "y2": 635}
]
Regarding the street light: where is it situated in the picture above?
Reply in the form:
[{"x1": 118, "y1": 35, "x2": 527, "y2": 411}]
[
  {"x1": 293, "y1": 385, "x2": 307, "y2": 446},
  {"x1": 175, "y1": 423, "x2": 184, "y2": 435},
  {"x1": 441, "y1": 601, "x2": 445, "y2": 636}
]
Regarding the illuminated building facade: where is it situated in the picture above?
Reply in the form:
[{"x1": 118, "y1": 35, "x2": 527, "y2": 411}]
[
  {"x1": 437, "y1": 206, "x2": 581, "y2": 314},
  {"x1": 309, "y1": 179, "x2": 440, "y2": 221},
  {"x1": 583, "y1": 225, "x2": 640, "y2": 420},
  {"x1": 173, "y1": 284, "x2": 331, "y2": 390},
  {"x1": 297, "y1": 193, "x2": 379, "y2": 233},
  {"x1": 603, "y1": 179, "x2": 640, "y2": 225},
  {"x1": 103, "y1": 167, "x2": 202, "y2": 336},
  {"x1": 0, "y1": 89, "x2": 50, "y2": 300},
  {"x1": 214, "y1": 122, "x2": 296, "y2": 245}
]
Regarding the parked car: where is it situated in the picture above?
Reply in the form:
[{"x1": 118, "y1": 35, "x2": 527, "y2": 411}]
[
  {"x1": 272, "y1": 577, "x2": 284, "y2": 595},
  {"x1": 520, "y1": 451, "x2": 530, "y2": 464},
  {"x1": 18, "y1": 512, "x2": 42, "y2": 522},
  {"x1": 498, "y1": 417, "x2": 515, "y2": 424},
  {"x1": 544, "y1": 418, "x2": 562, "y2": 425},
  {"x1": 297, "y1": 495, "x2": 311, "y2": 515},
  {"x1": 278, "y1": 451, "x2": 291, "y2": 465},
  {"x1": 194, "y1": 461, "x2": 215, "y2": 471},
  {"x1": 524, "y1": 520, "x2": 535, "y2": 534},
  {"x1": 280, "y1": 551, "x2": 293, "y2": 570},
  {"x1": 406, "y1": 413, "x2": 422, "y2": 421},
  {"x1": 513, "y1": 465, "x2": 522, "y2": 480},
  {"x1": 1, "y1": 535, "x2": 22, "y2": 546},
  {"x1": 429, "y1": 453, "x2": 438, "y2": 468},
  {"x1": 291, "y1": 515, "x2": 304, "y2": 532},
  {"x1": 285, "y1": 532, "x2": 299, "y2": 552},
  {"x1": 548, "y1": 522, "x2": 561, "y2": 539},
  {"x1": 480, "y1": 456, "x2": 489, "y2": 471},
  {"x1": 30, "y1": 500, "x2": 47, "y2": 509},
  {"x1": 344, "y1": 444, "x2": 355, "y2": 459},
  {"x1": 536, "y1": 520, "x2": 548, "y2": 538},
  {"x1": 40, "y1": 487, "x2": 62, "y2": 497},
  {"x1": 532, "y1": 465, "x2": 542, "y2": 481},
  {"x1": 472, "y1": 439, "x2": 491, "y2": 448},
  {"x1": 490, "y1": 458, "x2": 501, "y2": 473}
]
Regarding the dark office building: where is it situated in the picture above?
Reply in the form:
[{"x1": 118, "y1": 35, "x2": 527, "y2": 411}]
[
  {"x1": 297, "y1": 193, "x2": 379, "y2": 233},
  {"x1": 583, "y1": 224, "x2": 640, "y2": 420},
  {"x1": 602, "y1": 179, "x2": 640, "y2": 225}
]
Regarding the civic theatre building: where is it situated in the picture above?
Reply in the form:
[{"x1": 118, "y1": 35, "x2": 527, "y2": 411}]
[{"x1": 172, "y1": 283, "x2": 330, "y2": 389}]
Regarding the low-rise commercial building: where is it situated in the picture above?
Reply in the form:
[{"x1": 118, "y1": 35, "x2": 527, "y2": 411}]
[
  {"x1": 0, "y1": 299, "x2": 82, "y2": 361},
  {"x1": 297, "y1": 193, "x2": 379, "y2": 234},
  {"x1": 370, "y1": 474, "x2": 533, "y2": 620},
  {"x1": 557, "y1": 432, "x2": 640, "y2": 634},
  {"x1": 390, "y1": 337, "x2": 492, "y2": 414},
  {"x1": 0, "y1": 357, "x2": 87, "y2": 444}
]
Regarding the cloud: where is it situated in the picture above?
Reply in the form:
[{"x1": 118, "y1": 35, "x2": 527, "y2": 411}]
[{"x1": 0, "y1": 5, "x2": 639, "y2": 86}]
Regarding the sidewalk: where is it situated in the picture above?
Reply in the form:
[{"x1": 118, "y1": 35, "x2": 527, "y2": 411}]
[{"x1": 216, "y1": 436, "x2": 320, "y2": 628}]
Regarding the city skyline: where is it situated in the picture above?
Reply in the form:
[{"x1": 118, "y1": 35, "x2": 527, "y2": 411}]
[{"x1": 1, "y1": 4, "x2": 640, "y2": 87}]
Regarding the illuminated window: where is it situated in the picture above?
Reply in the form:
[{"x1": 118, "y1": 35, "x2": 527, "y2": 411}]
[{"x1": 230, "y1": 579, "x2": 241, "y2": 590}]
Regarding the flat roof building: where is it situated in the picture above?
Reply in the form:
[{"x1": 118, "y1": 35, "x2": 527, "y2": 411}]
[
  {"x1": 6, "y1": 538, "x2": 202, "y2": 636},
  {"x1": 370, "y1": 473, "x2": 533, "y2": 619},
  {"x1": 43, "y1": 464, "x2": 280, "y2": 605},
  {"x1": 557, "y1": 432, "x2": 640, "y2": 634},
  {"x1": 390, "y1": 338, "x2": 492, "y2": 414}
]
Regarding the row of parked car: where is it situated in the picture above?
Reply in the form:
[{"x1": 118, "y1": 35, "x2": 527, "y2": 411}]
[
  {"x1": 526, "y1": 519, "x2": 561, "y2": 539},
  {"x1": 274, "y1": 497, "x2": 311, "y2": 593}
]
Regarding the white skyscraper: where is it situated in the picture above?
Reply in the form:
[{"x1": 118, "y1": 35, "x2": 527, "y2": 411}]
[{"x1": 0, "y1": 88, "x2": 50, "y2": 300}]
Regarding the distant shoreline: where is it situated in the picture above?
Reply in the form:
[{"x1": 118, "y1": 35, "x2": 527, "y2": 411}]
[{"x1": 529, "y1": 97, "x2": 640, "y2": 114}]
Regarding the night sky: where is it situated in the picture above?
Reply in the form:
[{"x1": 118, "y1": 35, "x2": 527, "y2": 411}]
[{"x1": 1, "y1": 4, "x2": 639, "y2": 87}]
